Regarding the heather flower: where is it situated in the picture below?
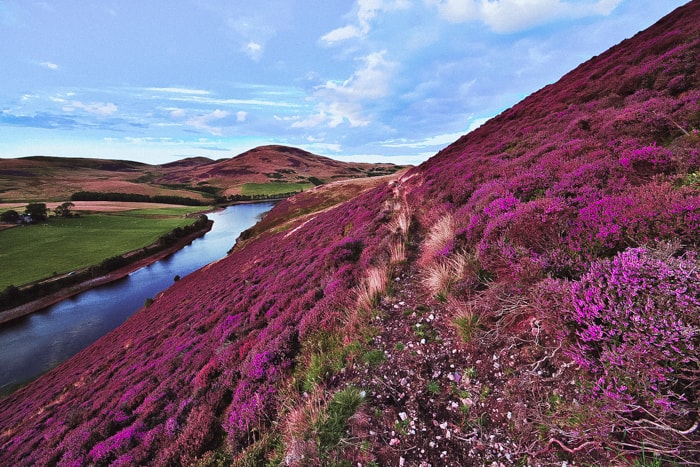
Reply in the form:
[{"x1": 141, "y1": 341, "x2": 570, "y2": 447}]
[
  {"x1": 619, "y1": 143, "x2": 675, "y2": 173},
  {"x1": 568, "y1": 247, "x2": 700, "y2": 421}
]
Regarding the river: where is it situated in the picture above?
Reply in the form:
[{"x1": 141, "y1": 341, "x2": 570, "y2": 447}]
[{"x1": 0, "y1": 202, "x2": 274, "y2": 397}]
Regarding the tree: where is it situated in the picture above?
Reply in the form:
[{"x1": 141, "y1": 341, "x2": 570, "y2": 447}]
[
  {"x1": 54, "y1": 201, "x2": 75, "y2": 218},
  {"x1": 0, "y1": 209, "x2": 20, "y2": 223},
  {"x1": 24, "y1": 203, "x2": 48, "y2": 223}
]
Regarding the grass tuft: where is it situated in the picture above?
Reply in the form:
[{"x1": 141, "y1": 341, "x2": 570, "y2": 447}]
[{"x1": 450, "y1": 300, "x2": 484, "y2": 343}]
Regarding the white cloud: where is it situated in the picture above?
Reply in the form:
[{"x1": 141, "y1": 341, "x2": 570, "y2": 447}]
[
  {"x1": 220, "y1": 4, "x2": 289, "y2": 62},
  {"x1": 323, "y1": 51, "x2": 397, "y2": 100},
  {"x1": 245, "y1": 41, "x2": 263, "y2": 61},
  {"x1": 167, "y1": 95, "x2": 297, "y2": 108},
  {"x1": 381, "y1": 130, "x2": 468, "y2": 148},
  {"x1": 424, "y1": 0, "x2": 479, "y2": 22},
  {"x1": 39, "y1": 61, "x2": 59, "y2": 70},
  {"x1": 146, "y1": 87, "x2": 210, "y2": 95},
  {"x1": 185, "y1": 109, "x2": 230, "y2": 135},
  {"x1": 322, "y1": 0, "x2": 411, "y2": 44},
  {"x1": 236, "y1": 111, "x2": 248, "y2": 122},
  {"x1": 321, "y1": 25, "x2": 363, "y2": 44},
  {"x1": 294, "y1": 51, "x2": 397, "y2": 128},
  {"x1": 63, "y1": 101, "x2": 118, "y2": 116},
  {"x1": 303, "y1": 141, "x2": 344, "y2": 154},
  {"x1": 425, "y1": 0, "x2": 623, "y2": 33},
  {"x1": 169, "y1": 108, "x2": 187, "y2": 118}
]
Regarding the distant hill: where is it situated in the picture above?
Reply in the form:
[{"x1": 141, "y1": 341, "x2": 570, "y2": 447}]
[
  {"x1": 0, "y1": 146, "x2": 404, "y2": 202},
  {"x1": 155, "y1": 145, "x2": 403, "y2": 197},
  {"x1": 1, "y1": 2, "x2": 699, "y2": 466}
]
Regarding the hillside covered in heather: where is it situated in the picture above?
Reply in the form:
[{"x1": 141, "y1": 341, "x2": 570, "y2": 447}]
[
  {"x1": 1, "y1": 2, "x2": 700, "y2": 466},
  {"x1": 0, "y1": 145, "x2": 402, "y2": 203}
]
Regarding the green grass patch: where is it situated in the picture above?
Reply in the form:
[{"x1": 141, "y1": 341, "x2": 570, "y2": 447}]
[
  {"x1": 298, "y1": 331, "x2": 362, "y2": 393},
  {"x1": 112, "y1": 207, "x2": 197, "y2": 217},
  {"x1": 317, "y1": 387, "x2": 364, "y2": 454},
  {"x1": 240, "y1": 182, "x2": 312, "y2": 196},
  {"x1": 0, "y1": 210, "x2": 195, "y2": 289}
]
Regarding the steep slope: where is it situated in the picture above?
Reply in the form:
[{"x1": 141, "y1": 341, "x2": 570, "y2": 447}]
[{"x1": 1, "y1": 2, "x2": 700, "y2": 466}]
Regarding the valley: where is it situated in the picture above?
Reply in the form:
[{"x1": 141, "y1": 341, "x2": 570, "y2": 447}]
[{"x1": 1, "y1": 3, "x2": 699, "y2": 466}]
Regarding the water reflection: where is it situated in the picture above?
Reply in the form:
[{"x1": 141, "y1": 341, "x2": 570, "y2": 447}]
[{"x1": 0, "y1": 203, "x2": 273, "y2": 396}]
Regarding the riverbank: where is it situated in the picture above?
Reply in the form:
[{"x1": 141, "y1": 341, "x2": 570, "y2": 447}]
[{"x1": 0, "y1": 221, "x2": 213, "y2": 325}]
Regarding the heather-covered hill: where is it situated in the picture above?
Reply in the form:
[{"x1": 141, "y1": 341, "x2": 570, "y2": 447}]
[
  {"x1": 0, "y1": 146, "x2": 403, "y2": 202},
  {"x1": 156, "y1": 145, "x2": 403, "y2": 196},
  {"x1": 1, "y1": 2, "x2": 700, "y2": 466}
]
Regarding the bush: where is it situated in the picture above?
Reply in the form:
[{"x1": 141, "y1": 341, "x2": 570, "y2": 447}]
[{"x1": 567, "y1": 247, "x2": 699, "y2": 452}]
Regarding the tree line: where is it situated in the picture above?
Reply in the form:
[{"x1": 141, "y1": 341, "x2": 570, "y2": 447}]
[
  {"x1": 71, "y1": 191, "x2": 209, "y2": 206},
  {"x1": 0, "y1": 202, "x2": 75, "y2": 224}
]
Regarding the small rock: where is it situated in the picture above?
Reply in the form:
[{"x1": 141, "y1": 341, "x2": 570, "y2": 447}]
[
  {"x1": 390, "y1": 438, "x2": 400, "y2": 446},
  {"x1": 399, "y1": 457, "x2": 405, "y2": 467},
  {"x1": 439, "y1": 421, "x2": 448, "y2": 430},
  {"x1": 399, "y1": 412, "x2": 408, "y2": 421}
]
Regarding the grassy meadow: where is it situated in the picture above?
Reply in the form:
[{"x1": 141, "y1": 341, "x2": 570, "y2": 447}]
[
  {"x1": 0, "y1": 206, "x2": 198, "y2": 290},
  {"x1": 240, "y1": 182, "x2": 312, "y2": 196}
]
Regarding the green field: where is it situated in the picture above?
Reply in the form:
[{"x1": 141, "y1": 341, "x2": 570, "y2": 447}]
[
  {"x1": 240, "y1": 182, "x2": 312, "y2": 196},
  {"x1": 0, "y1": 209, "x2": 197, "y2": 290}
]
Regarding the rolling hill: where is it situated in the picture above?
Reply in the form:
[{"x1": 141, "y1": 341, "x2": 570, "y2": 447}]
[
  {"x1": 0, "y1": 146, "x2": 404, "y2": 203},
  {"x1": 1, "y1": 1, "x2": 699, "y2": 465}
]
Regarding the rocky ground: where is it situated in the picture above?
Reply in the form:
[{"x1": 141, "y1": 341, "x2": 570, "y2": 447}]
[{"x1": 328, "y1": 262, "x2": 594, "y2": 466}]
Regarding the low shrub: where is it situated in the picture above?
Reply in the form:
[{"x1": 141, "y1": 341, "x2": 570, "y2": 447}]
[{"x1": 567, "y1": 247, "x2": 700, "y2": 456}]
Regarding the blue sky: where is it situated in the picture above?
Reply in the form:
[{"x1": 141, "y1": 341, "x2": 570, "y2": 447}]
[{"x1": 0, "y1": 0, "x2": 689, "y2": 165}]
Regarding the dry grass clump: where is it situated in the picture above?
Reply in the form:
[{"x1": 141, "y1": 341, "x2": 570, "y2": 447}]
[
  {"x1": 388, "y1": 239, "x2": 406, "y2": 264},
  {"x1": 387, "y1": 206, "x2": 413, "y2": 240},
  {"x1": 354, "y1": 266, "x2": 389, "y2": 312},
  {"x1": 422, "y1": 252, "x2": 470, "y2": 297},
  {"x1": 418, "y1": 213, "x2": 454, "y2": 265},
  {"x1": 343, "y1": 265, "x2": 390, "y2": 342}
]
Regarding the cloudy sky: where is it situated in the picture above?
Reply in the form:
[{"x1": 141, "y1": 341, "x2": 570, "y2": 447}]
[{"x1": 0, "y1": 0, "x2": 689, "y2": 165}]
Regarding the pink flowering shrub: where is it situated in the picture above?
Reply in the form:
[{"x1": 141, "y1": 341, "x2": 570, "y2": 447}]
[
  {"x1": 2, "y1": 3, "x2": 700, "y2": 465},
  {"x1": 568, "y1": 248, "x2": 699, "y2": 428},
  {"x1": 571, "y1": 183, "x2": 700, "y2": 258},
  {"x1": 619, "y1": 143, "x2": 675, "y2": 174}
]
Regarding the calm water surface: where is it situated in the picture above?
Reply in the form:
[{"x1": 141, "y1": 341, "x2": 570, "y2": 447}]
[{"x1": 0, "y1": 202, "x2": 274, "y2": 396}]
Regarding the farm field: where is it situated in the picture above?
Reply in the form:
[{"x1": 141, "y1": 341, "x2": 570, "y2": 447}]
[
  {"x1": 239, "y1": 182, "x2": 313, "y2": 196},
  {"x1": 0, "y1": 206, "x2": 198, "y2": 290}
]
